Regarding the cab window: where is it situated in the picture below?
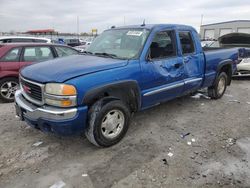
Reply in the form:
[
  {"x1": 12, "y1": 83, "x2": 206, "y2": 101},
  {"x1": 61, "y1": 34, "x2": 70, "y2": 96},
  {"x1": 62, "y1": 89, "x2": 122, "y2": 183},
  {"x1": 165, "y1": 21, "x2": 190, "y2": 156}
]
[
  {"x1": 1, "y1": 48, "x2": 21, "y2": 62},
  {"x1": 179, "y1": 32, "x2": 195, "y2": 55},
  {"x1": 149, "y1": 30, "x2": 176, "y2": 59}
]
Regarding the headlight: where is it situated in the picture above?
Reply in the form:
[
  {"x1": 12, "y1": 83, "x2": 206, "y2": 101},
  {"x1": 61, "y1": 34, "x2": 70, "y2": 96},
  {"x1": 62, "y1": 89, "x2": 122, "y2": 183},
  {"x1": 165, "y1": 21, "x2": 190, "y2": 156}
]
[
  {"x1": 44, "y1": 83, "x2": 77, "y2": 107},
  {"x1": 45, "y1": 83, "x2": 77, "y2": 96}
]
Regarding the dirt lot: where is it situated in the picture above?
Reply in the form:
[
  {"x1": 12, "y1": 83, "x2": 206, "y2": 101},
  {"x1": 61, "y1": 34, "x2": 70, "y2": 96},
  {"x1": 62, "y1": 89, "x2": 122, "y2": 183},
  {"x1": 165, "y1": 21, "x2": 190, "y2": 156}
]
[{"x1": 0, "y1": 79, "x2": 250, "y2": 188}]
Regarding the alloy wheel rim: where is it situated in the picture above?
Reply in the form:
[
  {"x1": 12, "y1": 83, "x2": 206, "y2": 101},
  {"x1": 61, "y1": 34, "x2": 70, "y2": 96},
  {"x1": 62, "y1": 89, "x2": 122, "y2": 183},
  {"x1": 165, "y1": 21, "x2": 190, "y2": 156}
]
[
  {"x1": 218, "y1": 77, "x2": 226, "y2": 95},
  {"x1": 1, "y1": 81, "x2": 19, "y2": 100},
  {"x1": 101, "y1": 109, "x2": 125, "y2": 139}
]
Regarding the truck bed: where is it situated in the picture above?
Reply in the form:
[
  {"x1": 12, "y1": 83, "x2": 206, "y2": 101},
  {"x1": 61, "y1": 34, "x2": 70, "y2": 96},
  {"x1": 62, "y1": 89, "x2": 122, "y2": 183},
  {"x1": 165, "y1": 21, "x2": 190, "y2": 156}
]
[{"x1": 202, "y1": 48, "x2": 239, "y2": 87}]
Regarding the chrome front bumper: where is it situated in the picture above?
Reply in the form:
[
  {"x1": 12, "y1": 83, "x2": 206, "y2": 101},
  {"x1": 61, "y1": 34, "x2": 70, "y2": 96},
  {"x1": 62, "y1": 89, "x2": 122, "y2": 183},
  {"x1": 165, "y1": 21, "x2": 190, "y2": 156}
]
[{"x1": 15, "y1": 90, "x2": 77, "y2": 121}]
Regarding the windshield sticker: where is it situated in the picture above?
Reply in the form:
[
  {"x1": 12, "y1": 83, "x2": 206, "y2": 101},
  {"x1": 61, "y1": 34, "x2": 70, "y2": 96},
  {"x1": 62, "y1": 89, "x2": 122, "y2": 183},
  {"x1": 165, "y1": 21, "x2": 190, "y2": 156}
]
[{"x1": 127, "y1": 31, "x2": 143, "y2": 36}]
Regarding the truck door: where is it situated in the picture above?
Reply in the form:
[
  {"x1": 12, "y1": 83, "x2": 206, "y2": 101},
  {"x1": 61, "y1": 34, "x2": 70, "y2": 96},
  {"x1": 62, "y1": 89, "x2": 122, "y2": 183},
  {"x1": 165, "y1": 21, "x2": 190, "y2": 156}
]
[
  {"x1": 141, "y1": 30, "x2": 185, "y2": 108},
  {"x1": 178, "y1": 31, "x2": 203, "y2": 92}
]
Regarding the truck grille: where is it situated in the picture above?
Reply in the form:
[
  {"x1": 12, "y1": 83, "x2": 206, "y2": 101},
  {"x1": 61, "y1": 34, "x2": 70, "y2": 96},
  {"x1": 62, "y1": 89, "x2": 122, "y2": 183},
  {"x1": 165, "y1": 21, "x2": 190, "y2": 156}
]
[{"x1": 20, "y1": 77, "x2": 43, "y2": 103}]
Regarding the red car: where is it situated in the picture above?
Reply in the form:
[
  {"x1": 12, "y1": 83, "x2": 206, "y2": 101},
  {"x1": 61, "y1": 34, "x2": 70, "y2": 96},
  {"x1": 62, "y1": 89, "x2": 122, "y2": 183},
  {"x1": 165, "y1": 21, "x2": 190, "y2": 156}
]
[{"x1": 0, "y1": 43, "x2": 79, "y2": 102}]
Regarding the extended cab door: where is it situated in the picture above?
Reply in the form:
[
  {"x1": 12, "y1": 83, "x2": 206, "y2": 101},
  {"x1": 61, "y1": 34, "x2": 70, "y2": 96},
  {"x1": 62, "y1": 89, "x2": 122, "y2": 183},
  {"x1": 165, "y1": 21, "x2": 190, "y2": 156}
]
[
  {"x1": 177, "y1": 31, "x2": 203, "y2": 92},
  {"x1": 141, "y1": 30, "x2": 185, "y2": 108}
]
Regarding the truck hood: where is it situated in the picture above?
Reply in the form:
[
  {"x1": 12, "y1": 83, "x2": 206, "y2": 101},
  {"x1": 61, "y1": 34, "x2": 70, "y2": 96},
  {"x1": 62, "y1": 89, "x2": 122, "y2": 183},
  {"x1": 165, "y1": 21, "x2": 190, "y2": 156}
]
[{"x1": 21, "y1": 55, "x2": 128, "y2": 83}]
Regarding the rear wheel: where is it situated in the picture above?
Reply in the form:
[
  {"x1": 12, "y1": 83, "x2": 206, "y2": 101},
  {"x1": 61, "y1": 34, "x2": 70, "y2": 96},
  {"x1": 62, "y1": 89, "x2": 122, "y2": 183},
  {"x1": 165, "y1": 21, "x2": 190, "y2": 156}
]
[
  {"x1": 0, "y1": 77, "x2": 19, "y2": 103},
  {"x1": 85, "y1": 99, "x2": 131, "y2": 147},
  {"x1": 208, "y1": 72, "x2": 228, "y2": 99}
]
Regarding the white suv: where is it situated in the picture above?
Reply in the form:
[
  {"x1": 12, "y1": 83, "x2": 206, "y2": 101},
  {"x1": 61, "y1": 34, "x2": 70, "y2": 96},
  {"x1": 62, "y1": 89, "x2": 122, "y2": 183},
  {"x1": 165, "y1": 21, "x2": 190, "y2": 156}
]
[
  {"x1": 236, "y1": 58, "x2": 250, "y2": 76},
  {"x1": 0, "y1": 36, "x2": 51, "y2": 43}
]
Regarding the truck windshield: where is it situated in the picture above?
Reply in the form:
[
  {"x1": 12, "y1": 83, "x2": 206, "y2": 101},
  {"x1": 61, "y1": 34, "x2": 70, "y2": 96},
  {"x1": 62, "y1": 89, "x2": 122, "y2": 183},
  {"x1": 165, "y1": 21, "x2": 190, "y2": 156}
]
[{"x1": 86, "y1": 29, "x2": 150, "y2": 59}]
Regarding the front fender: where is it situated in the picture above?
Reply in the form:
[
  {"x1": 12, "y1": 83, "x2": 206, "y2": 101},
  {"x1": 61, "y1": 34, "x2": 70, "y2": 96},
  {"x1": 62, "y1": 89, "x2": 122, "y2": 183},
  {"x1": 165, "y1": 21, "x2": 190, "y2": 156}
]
[{"x1": 82, "y1": 80, "x2": 141, "y2": 112}]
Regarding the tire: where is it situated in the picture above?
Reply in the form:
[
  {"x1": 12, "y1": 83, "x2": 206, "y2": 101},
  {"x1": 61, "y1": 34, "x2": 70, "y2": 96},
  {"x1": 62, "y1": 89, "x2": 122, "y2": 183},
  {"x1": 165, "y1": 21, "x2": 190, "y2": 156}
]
[
  {"x1": 85, "y1": 99, "x2": 131, "y2": 147},
  {"x1": 208, "y1": 72, "x2": 228, "y2": 99},
  {"x1": 0, "y1": 77, "x2": 19, "y2": 103}
]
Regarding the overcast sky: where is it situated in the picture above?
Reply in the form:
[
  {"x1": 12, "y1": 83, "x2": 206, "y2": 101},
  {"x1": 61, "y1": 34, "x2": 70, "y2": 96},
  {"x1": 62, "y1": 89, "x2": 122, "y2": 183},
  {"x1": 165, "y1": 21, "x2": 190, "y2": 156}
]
[{"x1": 0, "y1": 0, "x2": 250, "y2": 33}]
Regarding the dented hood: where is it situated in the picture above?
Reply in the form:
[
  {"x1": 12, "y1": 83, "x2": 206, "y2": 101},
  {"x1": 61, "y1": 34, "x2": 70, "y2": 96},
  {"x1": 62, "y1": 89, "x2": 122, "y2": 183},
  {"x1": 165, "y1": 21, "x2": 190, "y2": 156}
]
[{"x1": 21, "y1": 55, "x2": 128, "y2": 83}]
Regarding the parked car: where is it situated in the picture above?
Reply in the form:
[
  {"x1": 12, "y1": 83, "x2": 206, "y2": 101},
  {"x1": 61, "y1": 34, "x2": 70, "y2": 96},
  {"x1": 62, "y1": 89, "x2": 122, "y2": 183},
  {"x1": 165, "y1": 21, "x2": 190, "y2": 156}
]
[
  {"x1": 74, "y1": 42, "x2": 92, "y2": 52},
  {"x1": 15, "y1": 24, "x2": 248, "y2": 147},
  {"x1": 75, "y1": 37, "x2": 95, "y2": 52},
  {"x1": 201, "y1": 40, "x2": 220, "y2": 48},
  {"x1": 0, "y1": 36, "x2": 51, "y2": 43},
  {"x1": 64, "y1": 39, "x2": 81, "y2": 47},
  {"x1": 0, "y1": 43, "x2": 79, "y2": 102},
  {"x1": 217, "y1": 33, "x2": 250, "y2": 76},
  {"x1": 235, "y1": 58, "x2": 250, "y2": 76}
]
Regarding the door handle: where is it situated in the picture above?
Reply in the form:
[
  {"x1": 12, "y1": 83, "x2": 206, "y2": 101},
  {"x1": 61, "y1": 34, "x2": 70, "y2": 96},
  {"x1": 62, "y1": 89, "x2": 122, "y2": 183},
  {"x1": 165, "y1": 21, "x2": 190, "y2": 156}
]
[
  {"x1": 183, "y1": 56, "x2": 191, "y2": 63},
  {"x1": 174, "y1": 63, "x2": 182, "y2": 69}
]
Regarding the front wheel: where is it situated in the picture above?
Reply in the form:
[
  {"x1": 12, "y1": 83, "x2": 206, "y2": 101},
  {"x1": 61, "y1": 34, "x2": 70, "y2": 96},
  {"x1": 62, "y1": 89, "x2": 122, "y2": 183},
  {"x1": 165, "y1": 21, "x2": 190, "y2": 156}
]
[
  {"x1": 85, "y1": 99, "x2": 131, "y2": 147},
  {"x1": 208, "y1": 72, "x2": 228, "y2": 99},
  {"x1": 0, "y1": 77, "x2": 19, "y2": 103}
]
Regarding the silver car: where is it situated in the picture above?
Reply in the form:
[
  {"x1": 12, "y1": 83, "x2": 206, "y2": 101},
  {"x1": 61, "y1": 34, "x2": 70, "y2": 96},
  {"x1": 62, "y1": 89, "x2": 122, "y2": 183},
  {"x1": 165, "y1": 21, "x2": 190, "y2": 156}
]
[{"x1": 235, "y1": 58, "x2": 250, "y2": 76}]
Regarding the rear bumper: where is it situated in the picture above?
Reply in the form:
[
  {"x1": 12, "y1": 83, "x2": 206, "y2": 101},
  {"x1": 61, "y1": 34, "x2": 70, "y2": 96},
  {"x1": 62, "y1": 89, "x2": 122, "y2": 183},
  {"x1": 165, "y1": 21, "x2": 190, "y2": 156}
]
[{"x1": 15, "y1": 90, "x2": 88, "y2": 135}]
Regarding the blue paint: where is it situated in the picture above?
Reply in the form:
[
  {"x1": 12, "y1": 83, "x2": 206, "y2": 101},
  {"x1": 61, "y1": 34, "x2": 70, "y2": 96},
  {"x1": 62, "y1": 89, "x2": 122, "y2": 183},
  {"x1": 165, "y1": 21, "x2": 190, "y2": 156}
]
[
  {"x1": 19, "y1": 24, "x2": 244, "y2": 135},
  {"x1": 24, "y1": 106, "x2": 88, "y2": 136}
]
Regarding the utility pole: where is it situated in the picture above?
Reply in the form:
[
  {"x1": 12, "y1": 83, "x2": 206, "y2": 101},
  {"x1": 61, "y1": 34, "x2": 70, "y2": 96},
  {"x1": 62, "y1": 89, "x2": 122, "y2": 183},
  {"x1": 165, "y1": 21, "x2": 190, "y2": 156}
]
[
  {"x1": 77, "y1": 16, "x2": 79, "y2": 39},
  {"x1": 199, "y1": 14, "x2": 204, "y2": 37},
  {"x1": 200, "y1": 14, "x2": 204, "y2": 26}
]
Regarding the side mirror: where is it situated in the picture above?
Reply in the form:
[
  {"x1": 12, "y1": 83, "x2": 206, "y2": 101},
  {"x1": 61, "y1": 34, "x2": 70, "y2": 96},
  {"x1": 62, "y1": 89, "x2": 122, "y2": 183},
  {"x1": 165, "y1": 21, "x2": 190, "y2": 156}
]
[
  {"x1": 147, "y1": 56, "x2": 152, "y2": 62},
  {"x1": 146, "y1": 49, "x2": 153, "y2": 62}
]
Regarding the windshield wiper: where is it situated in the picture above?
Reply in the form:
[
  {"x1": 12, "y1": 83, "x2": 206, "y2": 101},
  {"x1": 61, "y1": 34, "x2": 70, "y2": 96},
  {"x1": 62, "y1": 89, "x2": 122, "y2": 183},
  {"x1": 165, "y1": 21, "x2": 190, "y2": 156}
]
[
  {"x1": 82, "y1": 51, "x2": 93, "y2": 55},
  {"x1": 94, "y1": 52, "x2": 118, "y2": 59}
]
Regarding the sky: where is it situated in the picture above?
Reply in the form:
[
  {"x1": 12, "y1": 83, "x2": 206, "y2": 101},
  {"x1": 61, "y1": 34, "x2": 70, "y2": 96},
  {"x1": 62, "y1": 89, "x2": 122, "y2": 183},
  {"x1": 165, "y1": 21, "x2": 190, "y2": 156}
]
[{"x1": 0, "y1": 0, "x2": 250, "y2": 33}]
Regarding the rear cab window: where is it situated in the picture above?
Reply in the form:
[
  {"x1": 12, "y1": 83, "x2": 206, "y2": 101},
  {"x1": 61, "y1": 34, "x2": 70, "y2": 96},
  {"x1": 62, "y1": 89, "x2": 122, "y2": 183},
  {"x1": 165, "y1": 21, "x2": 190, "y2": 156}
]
[
  {"x1": 1, "y1": 47, "x2": 21, "y2": 62},
  {"x1": 178, "y1": 31, "x2": 195, "y2": 55}
]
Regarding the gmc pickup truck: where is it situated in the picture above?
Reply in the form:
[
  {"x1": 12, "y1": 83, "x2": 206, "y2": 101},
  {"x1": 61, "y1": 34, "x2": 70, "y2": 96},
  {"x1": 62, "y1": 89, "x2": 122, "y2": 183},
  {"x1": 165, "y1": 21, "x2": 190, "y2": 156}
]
[{"x1": 15, "y1": 24, "x2": 244, "y2": 147}]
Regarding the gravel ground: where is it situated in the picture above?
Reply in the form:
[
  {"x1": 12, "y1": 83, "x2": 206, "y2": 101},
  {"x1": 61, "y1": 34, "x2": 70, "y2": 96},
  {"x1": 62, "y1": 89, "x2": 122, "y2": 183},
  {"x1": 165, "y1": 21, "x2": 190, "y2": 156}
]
[{"x1": 0, "y1": 79, "x2": 250, "y2": 188}]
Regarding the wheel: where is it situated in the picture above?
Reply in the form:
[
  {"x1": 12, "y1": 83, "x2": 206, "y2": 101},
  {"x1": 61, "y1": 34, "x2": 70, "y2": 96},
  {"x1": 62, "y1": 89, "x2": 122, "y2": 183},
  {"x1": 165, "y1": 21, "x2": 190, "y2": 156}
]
[
  {"x1": 85, "y1": 99, "x2": 131, "y2": 147},
  {"x1": 208, "y1": 72, "x2": 228, "y2": 99},
  {"x1": 0, "y1": 77, "x2": 19, "y2": 103}
]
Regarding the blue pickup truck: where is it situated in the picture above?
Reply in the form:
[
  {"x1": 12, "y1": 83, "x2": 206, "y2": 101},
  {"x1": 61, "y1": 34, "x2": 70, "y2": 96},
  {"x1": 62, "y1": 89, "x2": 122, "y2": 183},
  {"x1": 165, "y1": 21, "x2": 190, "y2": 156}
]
[{"x1": 15, "y1": 24, "x2": 242, "y2": 147}]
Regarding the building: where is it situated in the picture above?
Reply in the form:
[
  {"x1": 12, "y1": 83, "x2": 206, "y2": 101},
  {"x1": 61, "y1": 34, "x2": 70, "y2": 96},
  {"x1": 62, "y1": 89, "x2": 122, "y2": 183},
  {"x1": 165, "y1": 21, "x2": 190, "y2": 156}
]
[
  {"x1": 200, "y1": 20, "x2": 250, "y2": 40},
  {"x1": 26, "y1": 29, "x2": 56, "y2": 35}
]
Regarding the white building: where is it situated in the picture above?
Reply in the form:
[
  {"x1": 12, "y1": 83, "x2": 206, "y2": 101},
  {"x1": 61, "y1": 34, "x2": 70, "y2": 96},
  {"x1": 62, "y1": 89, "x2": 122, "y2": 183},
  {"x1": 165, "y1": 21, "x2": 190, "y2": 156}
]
[{"x1": 200, "y1": 20, "x2": 250, "y2": 40}]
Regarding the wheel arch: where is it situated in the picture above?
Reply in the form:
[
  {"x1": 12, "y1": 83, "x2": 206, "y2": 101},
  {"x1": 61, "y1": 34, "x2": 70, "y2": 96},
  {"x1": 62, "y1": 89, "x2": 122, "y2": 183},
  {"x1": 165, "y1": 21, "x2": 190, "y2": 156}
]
[
  {"x1": 0, "y1": 72, "x2": 19, "y2": 80},
  {"x1": 82, "y1": 80, "x2": 141, "y2": 112},
  {"x1": 216, "y1": 60, "x2": 233, "y2": 85}
]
